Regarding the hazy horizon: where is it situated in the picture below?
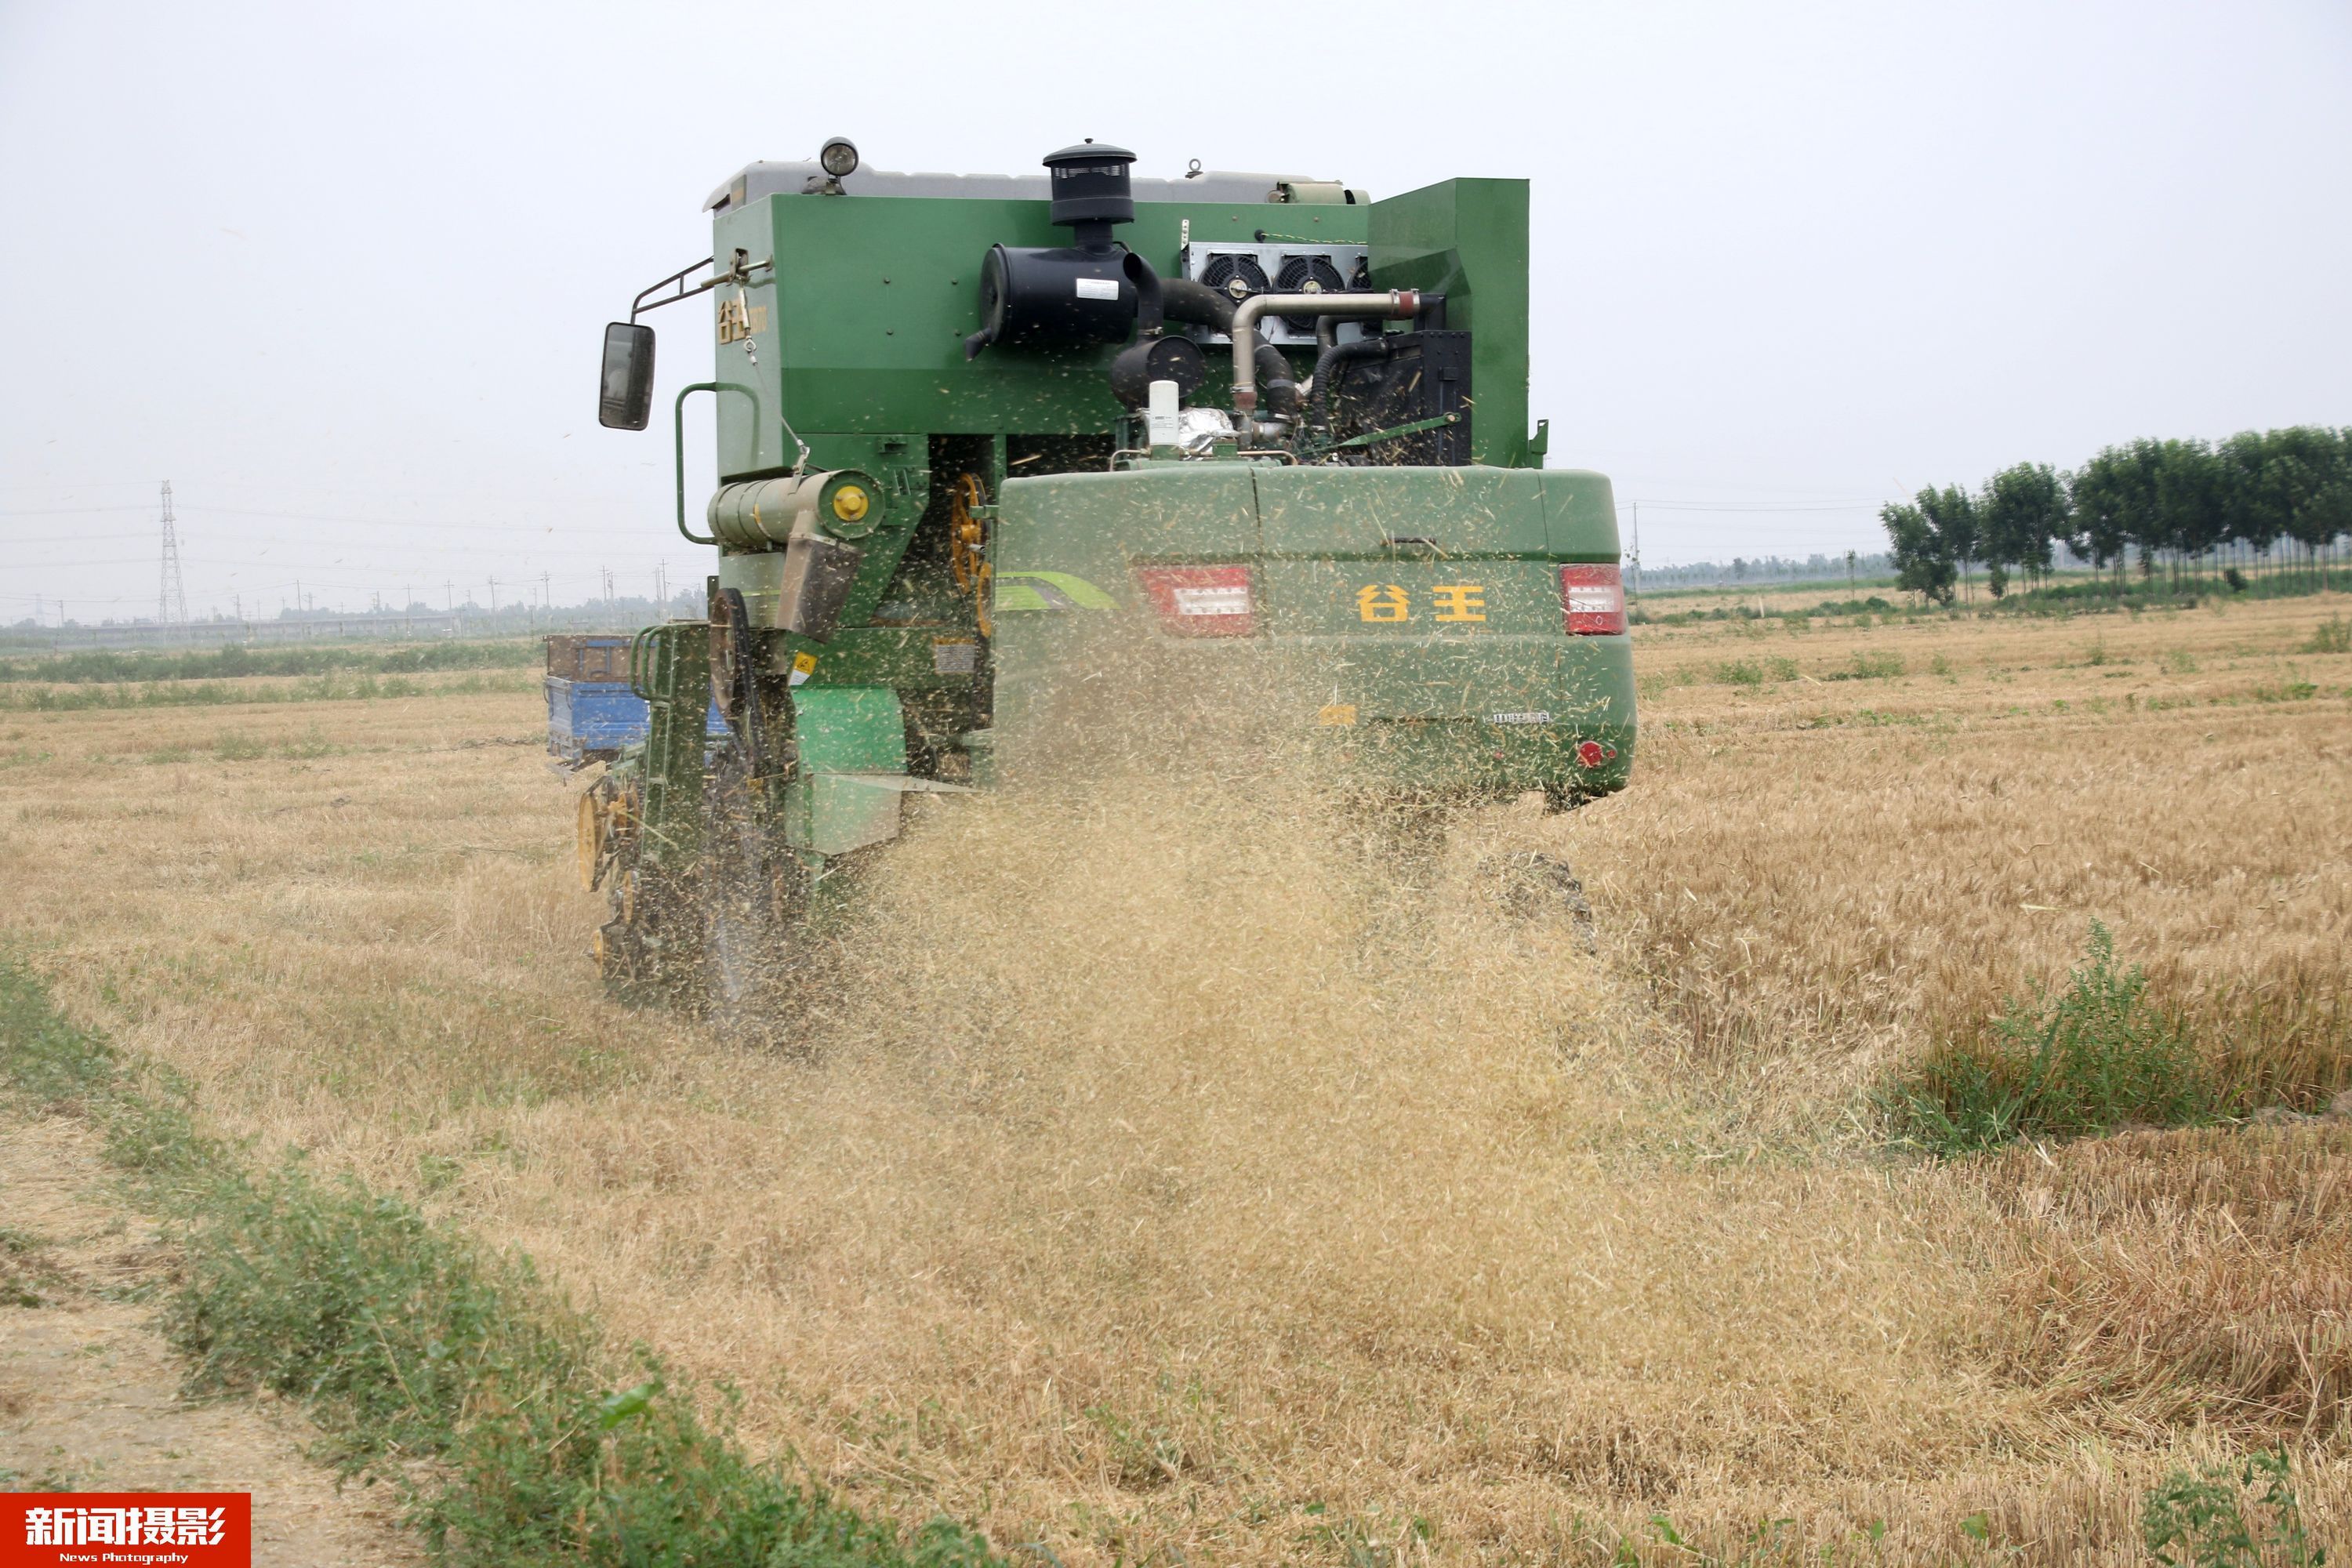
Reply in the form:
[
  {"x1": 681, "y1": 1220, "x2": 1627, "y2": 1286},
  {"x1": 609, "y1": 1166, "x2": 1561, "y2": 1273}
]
[{"x1": 5, "y1": 0, "x2": 2347, "y2": 622}]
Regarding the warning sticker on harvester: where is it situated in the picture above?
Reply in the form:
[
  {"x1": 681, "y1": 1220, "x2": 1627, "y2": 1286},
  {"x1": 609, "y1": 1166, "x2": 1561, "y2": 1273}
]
[
  {"x1": 1073, "y1": 277, "x2": 1120, "y2": 301},
  {"x1": 788, "y1": 652, "x2": 818, "y2": 687},
  {"x1": 932, "y1": 639, "x2": 978, "y2": 675}
]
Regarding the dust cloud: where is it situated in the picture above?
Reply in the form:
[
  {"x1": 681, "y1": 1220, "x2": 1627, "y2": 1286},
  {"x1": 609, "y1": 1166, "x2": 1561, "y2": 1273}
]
[{"x1": 646, "y1": 691, "x2": 1976, "y2": 1552}]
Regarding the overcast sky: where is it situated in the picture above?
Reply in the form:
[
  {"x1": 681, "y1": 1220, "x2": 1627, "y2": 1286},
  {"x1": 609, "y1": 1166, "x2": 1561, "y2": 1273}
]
[{"x1": 3, "y1": 0, "x2": 2347, "y2": 620}]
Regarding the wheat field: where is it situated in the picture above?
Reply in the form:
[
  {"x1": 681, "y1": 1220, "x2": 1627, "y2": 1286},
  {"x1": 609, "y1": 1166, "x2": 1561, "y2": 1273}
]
[{"x1": 2, "y1": 593, "x2": 2348, "y2": 1563}]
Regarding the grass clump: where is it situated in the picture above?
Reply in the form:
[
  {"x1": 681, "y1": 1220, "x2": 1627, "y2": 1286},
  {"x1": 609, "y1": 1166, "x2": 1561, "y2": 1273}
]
[
  {"x1": 0, "y1": 1225, "x2": 64, "y2": 1307},
  {"x1": 1710, "y1": 658, "x2": 1803, "y2": 687},
  {"x1": 2141, "y1": 1447, "x2": 2321, "y2": 1567},
  {"x1": 168, "y1": 1173, "x2": 993, "y2": 1566},
  {"x1": 1824, "y1": 649, "x2": 1905, "y2": 681},
  {"x1": 0, "y1": 956, "x2": 1000, "y2": 1568},
  {"x1": 2299, "y1": 614, "x2": 2349, "y2": 655},
  {"x1": 1885, "y1": 924, "x2": 2219, "y2": 1154}
]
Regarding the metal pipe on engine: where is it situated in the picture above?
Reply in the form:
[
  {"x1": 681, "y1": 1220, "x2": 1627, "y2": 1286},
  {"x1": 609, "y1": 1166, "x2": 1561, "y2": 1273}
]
[{"x1": 1229, "y1": 291, "x2": 1419, "y2": 412}]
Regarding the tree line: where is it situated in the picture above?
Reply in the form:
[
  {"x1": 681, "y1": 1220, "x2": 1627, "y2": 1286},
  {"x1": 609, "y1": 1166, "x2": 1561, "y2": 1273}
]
[{"x1": 1881, "y1": 426, "x2": 2352, "y2": 603}]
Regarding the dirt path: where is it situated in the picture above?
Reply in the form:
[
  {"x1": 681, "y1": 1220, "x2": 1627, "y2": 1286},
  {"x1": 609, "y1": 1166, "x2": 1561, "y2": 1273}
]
[{"x1": 0, "y1": 1114, "x2": 422, "y2": 1566}]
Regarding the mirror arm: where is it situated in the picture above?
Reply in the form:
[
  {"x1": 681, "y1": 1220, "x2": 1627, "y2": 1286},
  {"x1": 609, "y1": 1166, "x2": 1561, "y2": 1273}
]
[
  {"x1": 631, "y1": 251, "x2": 775, "y2": 321},
  {"x1": 674, "y1": 382, "x2": 763, "y2": 546}
]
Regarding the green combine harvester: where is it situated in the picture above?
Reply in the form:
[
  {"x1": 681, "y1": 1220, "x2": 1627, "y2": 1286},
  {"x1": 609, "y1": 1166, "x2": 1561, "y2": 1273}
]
[{"x1": 584, "y1": 136, "x2": 1635, "y2": 1007}]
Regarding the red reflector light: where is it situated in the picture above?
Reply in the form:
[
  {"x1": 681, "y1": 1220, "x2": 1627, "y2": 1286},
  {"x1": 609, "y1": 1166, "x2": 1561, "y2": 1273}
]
[
  {"x1": 1560, "y1": 564, "x2": 1627, "y2": 635},
  {"x1": 1576, "y1": 739, "x2": 1607, "y2": 768},
  {"x1": 1134, "y1": 564, "x2": 1256, "y2": 637}
]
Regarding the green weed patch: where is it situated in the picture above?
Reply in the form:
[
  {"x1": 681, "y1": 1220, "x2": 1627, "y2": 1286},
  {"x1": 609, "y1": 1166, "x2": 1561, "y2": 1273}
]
[
  {"x1": 1708, "y1": 657, "x2": 1800, "y2": 687},
  {"x1": 1824, "y1": 650, "x2": 1905, "y2": 681},
  {"x1": 0, "y1": 958, "x2": 1000, "y2": 1568},
  {"x1": 2141, "y1": 1447, "x2": 2322, "y2": 1567},
  {"x1": 1884, "y1": 924, "x2": 2221, "y2": 1154}
]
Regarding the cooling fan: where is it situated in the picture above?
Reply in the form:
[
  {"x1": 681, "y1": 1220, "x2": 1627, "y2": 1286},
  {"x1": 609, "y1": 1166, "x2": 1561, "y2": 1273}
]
[
  {"x1": 1275, "y1": 254, "x2": 1350, "y2": 332},
  {"x1": 1198, "y1": 252, "x2": 1269, "y2": 307}
]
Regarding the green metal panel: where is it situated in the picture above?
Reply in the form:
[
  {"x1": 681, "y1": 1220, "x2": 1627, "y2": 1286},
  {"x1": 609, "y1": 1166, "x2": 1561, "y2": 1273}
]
[
  {"x1": 1002, "y1": 463, "x2": 1263, "y2": 568},
  {"x1": 1258, "y1": 560, "x2": 1563, "y2": 637},
  {"x1": 1368, "y1": 180, "x2": 1533, "y2": 469},
  {"x1": 988, "y1": 463, "x2": 1260, "y2": 746},
  {"x1": 791, "y1": 686, "x2": 908, "y2": 772},
  {"x1": 711, "y1": 196, "x2": 1373, "y2": 477},
  {"x1": 1254, "y1": 466, "x2": 1548, "y2": 557},
  {"x1": 794, "y1": 775, "x2": 905, "y2": 855},
  {"x1": 1538, "y1": 470, "x2": 1622, "y2": 557},
  {"x1": 988, "y1": 463, "x2": 1635, "y2": 798},
  {"x1": 783, "y1": 686, "x2": 909, "y2": 855},
  {"x1": 1308, "y1": 703, "x2": 1633, "y2": 797},
  {"x1": 764, "y1": 623, "x2": 985, "y2": 690}
]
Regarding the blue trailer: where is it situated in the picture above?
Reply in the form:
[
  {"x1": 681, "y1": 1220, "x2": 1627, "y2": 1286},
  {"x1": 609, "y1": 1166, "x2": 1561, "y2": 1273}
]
[{"x1": 545, "y1": 634, "x2": 724, "y2": 764}]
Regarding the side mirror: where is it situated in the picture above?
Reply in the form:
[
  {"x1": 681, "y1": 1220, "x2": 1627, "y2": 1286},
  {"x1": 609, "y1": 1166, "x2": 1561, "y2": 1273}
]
[{"x1": 597, "y1": 322, "x2": 655, "y2": 430}]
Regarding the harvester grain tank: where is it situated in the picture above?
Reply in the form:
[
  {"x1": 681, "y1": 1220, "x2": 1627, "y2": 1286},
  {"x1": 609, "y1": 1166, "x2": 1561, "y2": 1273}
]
[{"x1": 578, "y1": 137, "x2": 1635, "y2": 1004}]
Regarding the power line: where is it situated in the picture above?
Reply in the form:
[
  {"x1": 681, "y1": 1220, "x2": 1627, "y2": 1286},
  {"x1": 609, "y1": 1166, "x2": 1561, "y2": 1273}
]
[
  {"x1": 0, "y1": 532, "x2": 164, "y2": 544},
  {"x1": 0, "y1": 480, "x2": 161, "y2": 493},
  {"x1": 177, "y1": 504, "x2": 644, "y2": 535},
  {"x1": 0, "y1": 505, "x2": 159, "y2": 517}
]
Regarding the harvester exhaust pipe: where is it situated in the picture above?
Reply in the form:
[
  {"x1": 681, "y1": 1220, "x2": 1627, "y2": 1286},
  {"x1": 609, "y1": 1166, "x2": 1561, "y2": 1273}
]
[{"x1": 1230, "y1": 291, "x2": 1420, "y2": 412}]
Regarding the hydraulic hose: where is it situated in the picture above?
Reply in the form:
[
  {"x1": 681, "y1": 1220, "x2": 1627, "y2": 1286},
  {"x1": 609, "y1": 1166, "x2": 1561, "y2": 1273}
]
[
  {"x1": 1161, "y1": 279, "x2": 1301, "y2": 416},
  {"x1": 1309, "y1": 334, "x2": 1392, "y2": 434}
]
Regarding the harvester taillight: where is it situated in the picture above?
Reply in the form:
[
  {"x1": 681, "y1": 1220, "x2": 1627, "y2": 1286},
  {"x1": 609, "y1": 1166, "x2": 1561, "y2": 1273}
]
[
  {"x1": 1560, "y1": 564, "x2": 1627, "y2": 636},
  {"x1": 1134, "y1": 564, "x2": 1256, "y2": 637}
]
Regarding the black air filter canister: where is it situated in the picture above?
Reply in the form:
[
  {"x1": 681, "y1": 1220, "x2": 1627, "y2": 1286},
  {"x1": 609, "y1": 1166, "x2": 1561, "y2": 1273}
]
[{"x1": 971, "y1": 244, "x2": 1135, "y2": 354}]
